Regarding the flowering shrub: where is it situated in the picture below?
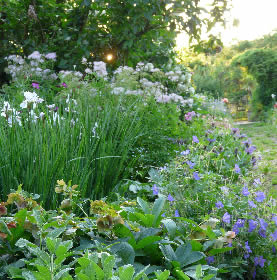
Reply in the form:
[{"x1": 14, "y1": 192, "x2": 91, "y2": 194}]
[{"x1": 142, "y1": 122, "x2": 277, "y2": 279}]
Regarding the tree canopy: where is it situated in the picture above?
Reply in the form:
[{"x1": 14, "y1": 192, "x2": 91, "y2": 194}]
[{"x1": 0, "y1": 0, "x2": 231, "y2": 82}]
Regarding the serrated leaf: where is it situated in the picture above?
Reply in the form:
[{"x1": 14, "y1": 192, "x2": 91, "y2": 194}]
[
  {"x1": 155, "y1": 270, "x2": 170, "y2": 280},
  {"x1": 175, "y1": 269, "x2": 190, "y2": 280},
  {"x1": 47, "y1": 227, "x2": 66, "y2": 239},
  {"x1": 102, "y1": 255, "x2": 115, "y2": 279},
  {"x1": 159, "y1": 244, "x2": 177, "y2": 261},
  {"x1": 208, "y1": 247, "x2": 233, "y2": 256},
  {"x1": 118, "y1": 265, "x2": 135, "y2": 280}
]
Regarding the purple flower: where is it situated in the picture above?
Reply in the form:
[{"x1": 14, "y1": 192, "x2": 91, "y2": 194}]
[
  {"x1": 236, "y1": 219, "x2": 245, "y2": 228},
  {"x1": 231, "y1": 128, "x2": 239, "y2": 135},
  {"x1": 167, "y1": 194, "x2": 174, "y2": 202},
  {"x1": 246, "y1": 146, "x2": 256, "y2": 155},
  {"x1": 271, "y1": 230, "x2": 277, "y2": 242},
  {"x1": 215, "y1": 201, "x2": 224, "y2": 209},
  {"x1": 206, "y1": 256, "x2": 215, "y2": 265},
  {"x1": 252, "y1": 269, "x2": 256, "y2": 279},
  {"x1": 207, "y1": 138, "x2": 216, "y2": 143},
  {"x1": 186, "y1": 161, "x2": 195, "y2": 169},
  {"x1": 255, "y1": 191, "x2": 266, "y2": 202},
  {"x1": 193, "y1": 172, "x2": 200, "y2": 180},
  {"x1": 192, "y1": 136, "x2": 199, "y2": 143},
  {"x1": 258, "y1": 229, "x2": 266, "y2": 238},
  {"x1": 174, "y1": 210, "x2": 180, "y2": 217},
  {"x1": 248, "y1": 200, "x2": 257, "y2": 208},
  {"x1": 253, "y1": 178, "x2": 261, "y2": 187},
  {"x1": 161, "y1": 213, "x2": 165, "y2": 217},
  {"x1": 248, "y1": 219, "x2": 257, "y2": 233},
  {"x1": 232, "y1": 224, "x2": 240, "y2": 234},
  {"x1": 61, "y1": 82, "x2": 68, "y2": 88},
  {"x1": 254, "y1": 256, "x2": 266, "y2": 268},
  {"x1": 234, "y1": 164, "x2": 241, "y2": 174},
  {"x1": 245, "y1": 241, "x2": 252, "y2": 254},
  {"x1": 259, "y1": 218, "x2": 268, "y2": 231},
  {"x1": 222, "y1": 212, "x2": 231, "y2": 224},
  {"x1": 272, "y1": 246, "x2": 276, "y2": 254},
  {"x1": 272, "y1": 216, "x2": 277, "y2": 226},
  {"x1": 180, "y1": 149, "x2": 190, "y2": 156},
  {"x1": 32, "y1": 82, "x2": 39, "y2": 89},
  {"x1": 242, "y1": 186, "x2": 250, "y2": 196},
  {"x1": 232, "y1": 219, "x2": 245, "y2": 234},
  {"x1": 242, "y1": 138, "x2": 252, "y2": 147},
  {"x1": 152, "y1": 184, "x2": 159, "y2": 196}
]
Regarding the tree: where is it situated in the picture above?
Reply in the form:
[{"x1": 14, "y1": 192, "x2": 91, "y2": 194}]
[{"x1": 0, "y1": 0, "x2": 232, "y2": 83}]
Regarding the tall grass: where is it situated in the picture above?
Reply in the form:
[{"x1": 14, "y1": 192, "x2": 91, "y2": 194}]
[{"x1": 0, "y1": 92, "x2": 144, "y2": 208}]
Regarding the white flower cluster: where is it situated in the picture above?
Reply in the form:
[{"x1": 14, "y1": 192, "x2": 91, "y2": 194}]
[
  {"x1": 93, "y1": 61, "x2": 108, "y2": 78},
  {"x1": 81, "y1": 58, "x2": 108, "y2": 79},
  {"x1": 59, "y1": 70, "x2": 83, "y2": 79},
  {"x1": 136, "y1": 62, "x2": 160, "y2": 73},
  {"x1": 20, "y1": 91, "x2": 44, "y2": 109},
  {"x1": 110, "y1": 62, "x2": 196, "y2": 107},
  {"x1": 1, "y1": 101, "x2": 22, "y2": 127},
  {"x1": 5, "y1": 51, "x2": 57, "y2": 80}
]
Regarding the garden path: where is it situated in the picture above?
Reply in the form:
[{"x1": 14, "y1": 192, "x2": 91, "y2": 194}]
[{"x1": 235, "y1": 122, "x2": 277, "y2": 197}]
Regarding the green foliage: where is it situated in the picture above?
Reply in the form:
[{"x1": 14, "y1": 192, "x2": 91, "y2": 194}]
[
  {"x1": 233, "y1": 48, "x2": 277, "y2": 116},
  {"x1": 0, "y1": 0, "x2": 231, "y2": 84}
]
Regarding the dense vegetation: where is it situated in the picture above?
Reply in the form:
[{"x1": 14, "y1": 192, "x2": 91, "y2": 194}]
[
  {"x1": 0, "y1": 0, "x2": 231, "y2": 84},
  {"x1": 1, "y1": 1, "x2": 277, "y2": 280},
  {"x1": 178, "y1": 32, "x2": 277, "y2": 119}
]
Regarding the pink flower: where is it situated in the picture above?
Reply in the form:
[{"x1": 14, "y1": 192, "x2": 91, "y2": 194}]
[
  {"x1": 222, "y1": 98, "x2": 229, "y2": 104},
  {"x1": 32, "y1": 82, "x2": 39, "y2": 90}
]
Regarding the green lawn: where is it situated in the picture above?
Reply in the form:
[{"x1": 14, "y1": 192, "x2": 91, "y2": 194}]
[{"x1": 236, "y1": 122, "x2": 277, "y2": 197}]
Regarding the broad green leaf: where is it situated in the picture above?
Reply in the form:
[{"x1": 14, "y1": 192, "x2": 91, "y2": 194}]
[
  {"x1": 46, "y1": 238, "x2": 57, "y2": 254},
  {"x1": 113, "y1": 224, "x2": 136, "y2": 247},
  {"x1": 47, "y1": 227, "x2": 66, "y2": 239},
  {"x1": 22, "y1": 271, "x2": 37, "y2": 280},
  {"x1": 135, "y1": 236, "x2": 162, "y2": 250},
  {"x1": 152, "y1": 197, "x2": 166, "y2": 226},
  {"x1": 203, "y1": 274, "x2": 216, "y2": 280},
  {"x1": 162, "y1": 219, "x2": 176, "y2": 239},
  {"x1": 111, "y1": 242, "x2": 135, "y2": 265},
  {"x1": 196, "y1": 264, "x2": 202, "y2": 279},
  {"x1": 133, "y1": 265, "x2": 149, "y2": 280},
  {"x1": 137, "y1": 197, "x2": 151, "y2": 214},
  {"x1": 53, "y1": 267, "x2": 73, "y2": 280}
]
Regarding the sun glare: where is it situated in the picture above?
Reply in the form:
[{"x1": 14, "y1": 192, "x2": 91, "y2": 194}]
[
  {"x1": 176, "y1": 0, "x2": 277, "y2": 48},
  {"x1": 106, "y1": 54, "x2": 113, "y2": 61}
]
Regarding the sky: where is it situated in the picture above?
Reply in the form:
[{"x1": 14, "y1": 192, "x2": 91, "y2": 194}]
[{"x1": 176, "y1": 0, "x2": 277, "y2": 48}]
